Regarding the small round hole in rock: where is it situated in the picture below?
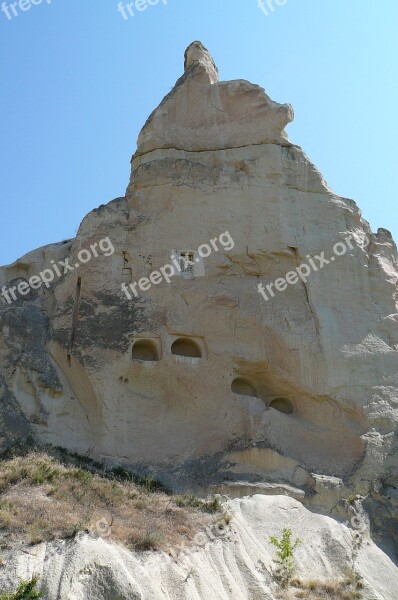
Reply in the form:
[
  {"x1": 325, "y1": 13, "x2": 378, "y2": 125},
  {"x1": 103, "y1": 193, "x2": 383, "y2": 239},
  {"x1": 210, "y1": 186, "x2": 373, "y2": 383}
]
[
  {"x1": 269, "y1": 397, "x2": 293, "y2": 414},
  {"x1": 231, "y1": 378, "x2": 257, "y2": 398}
]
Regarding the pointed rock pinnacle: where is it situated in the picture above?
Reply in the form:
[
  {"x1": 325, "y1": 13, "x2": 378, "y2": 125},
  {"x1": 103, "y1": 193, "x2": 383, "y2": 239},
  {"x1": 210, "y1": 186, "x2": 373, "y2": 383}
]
[{"x1": 184, "y1": 41, "x2": 219, "y2": 84}]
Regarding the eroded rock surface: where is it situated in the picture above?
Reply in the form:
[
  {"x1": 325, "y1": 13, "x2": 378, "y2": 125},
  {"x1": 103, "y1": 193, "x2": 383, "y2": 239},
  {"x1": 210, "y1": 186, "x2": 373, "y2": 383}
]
[
  {"x1": 0, "y1": 41, "x2": 397, "y2": 571},
  {"x1": 0, "y1": 495, "x2": 396, "y2": 600}
]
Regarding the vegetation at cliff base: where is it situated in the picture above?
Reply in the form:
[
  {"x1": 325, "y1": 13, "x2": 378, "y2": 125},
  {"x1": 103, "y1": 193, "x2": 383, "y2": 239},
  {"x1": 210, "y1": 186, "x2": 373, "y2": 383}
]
[{"x1": 0, "y1": 444, "x2": 224, "y2": 554}]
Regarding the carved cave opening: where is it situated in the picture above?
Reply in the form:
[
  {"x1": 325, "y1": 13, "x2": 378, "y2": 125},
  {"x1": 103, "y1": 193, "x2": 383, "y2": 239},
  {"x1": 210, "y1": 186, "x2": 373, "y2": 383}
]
[
  {"x1": 171, "y1": 338, "x2": 202, "y2": 358},
  {"x1": 132, "y1": 339, "x2": 160, "y2": 362},
  {"x1": 269, "y1": 397, "x2": 294, "y2": 414},
  {"x1": 231, "y1": 378, "x2": 258, "y2": 398}
]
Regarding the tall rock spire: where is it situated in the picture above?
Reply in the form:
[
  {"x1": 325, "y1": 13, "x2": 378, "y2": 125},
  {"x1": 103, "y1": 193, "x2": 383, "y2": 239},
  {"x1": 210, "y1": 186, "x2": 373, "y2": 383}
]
[
  {"x1": 183, "y1": 40, "x2": 219, "y2": 84},
  {"x1": 133, "y1": 41, "x2": 293, "y2": 158}
]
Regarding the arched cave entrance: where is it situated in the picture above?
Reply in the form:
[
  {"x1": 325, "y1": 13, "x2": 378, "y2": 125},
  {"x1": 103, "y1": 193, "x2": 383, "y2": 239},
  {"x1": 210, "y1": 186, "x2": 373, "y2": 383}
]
[
  {"x1": 269, "y1": 397, "x2": 294, "y2": 414},
  {"x1": 171, "y1": 338, "x2": 202, "y2": 358},
  {"x1": 231, "y1": 378, "x2": 258, "y2": 398},
  {"x1": 132, "y1": 340, "x2": 160, "y2": 362}
]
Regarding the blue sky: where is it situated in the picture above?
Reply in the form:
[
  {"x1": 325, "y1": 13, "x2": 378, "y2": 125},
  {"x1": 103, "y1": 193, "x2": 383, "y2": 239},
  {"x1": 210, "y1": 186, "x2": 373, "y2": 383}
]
[{"x1": 0, "y1": 0, "x2": 397, "y2": 265}]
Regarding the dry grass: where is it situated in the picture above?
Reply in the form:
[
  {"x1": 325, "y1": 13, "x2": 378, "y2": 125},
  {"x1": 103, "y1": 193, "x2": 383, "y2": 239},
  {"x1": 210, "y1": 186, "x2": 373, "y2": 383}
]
[
  {"x1": 0, "y1": 449, "x2": 223, "y2": 554},
  {"x1": 277, "y1": 577, "x2": 363, "y2": 599}
]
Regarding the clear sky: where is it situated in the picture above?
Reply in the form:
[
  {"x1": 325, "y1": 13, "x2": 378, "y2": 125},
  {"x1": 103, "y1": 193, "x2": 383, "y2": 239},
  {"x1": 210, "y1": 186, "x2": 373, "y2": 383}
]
[{"x1": 0, "y1": 0, "x2": 397, "y2": 266}]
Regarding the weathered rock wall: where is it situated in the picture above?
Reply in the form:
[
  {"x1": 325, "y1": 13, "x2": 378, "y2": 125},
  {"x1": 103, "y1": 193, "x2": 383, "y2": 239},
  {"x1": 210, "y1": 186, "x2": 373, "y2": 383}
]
[{"x1": 0, "y1": 41, "x2": 397, "y2": 557}]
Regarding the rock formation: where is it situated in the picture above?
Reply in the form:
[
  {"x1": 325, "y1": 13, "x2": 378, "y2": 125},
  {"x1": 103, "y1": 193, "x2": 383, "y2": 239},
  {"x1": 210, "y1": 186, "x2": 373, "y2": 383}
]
[
  {"x1": 0, "y1": 495, "x2": 397, "y2": 600},
  {"x1": 0, "y1": 41, "x2": 397, "y2": 593}
]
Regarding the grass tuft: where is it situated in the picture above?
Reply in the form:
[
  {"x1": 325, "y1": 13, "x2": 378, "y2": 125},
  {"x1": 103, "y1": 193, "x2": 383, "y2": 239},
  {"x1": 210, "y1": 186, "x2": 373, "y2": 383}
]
[
  {"x1": 287, "y1": 577, "x2": 363, "y2": 599},
  {"x1": 175, "y1": 493, "x2": 223, "y2": 513}
]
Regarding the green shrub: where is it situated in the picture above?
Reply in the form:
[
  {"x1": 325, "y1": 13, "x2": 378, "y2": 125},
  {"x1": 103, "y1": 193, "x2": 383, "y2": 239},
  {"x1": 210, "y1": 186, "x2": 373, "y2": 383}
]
[
  {"x1": 269, "y1": 528, "x2": 301, "y2": 587},
  {"x1": 204, "y1": 495, "x2": 222, "y2": 513},
  {"x1": 0, "y1": 575, "x2": 42, "y2": 599},
  {"x1": 176, "y1": 494, "x2": 204, "y2": 509},
  {"x1": 175, "y1": 494, "x2": 223, "y2": 513}
]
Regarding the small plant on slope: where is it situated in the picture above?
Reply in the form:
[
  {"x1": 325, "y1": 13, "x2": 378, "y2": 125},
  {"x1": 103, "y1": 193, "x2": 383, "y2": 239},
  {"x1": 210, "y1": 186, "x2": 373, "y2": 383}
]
[
  {"x1": 0, "y1": 574, "x2": 42, "y2": 599},
  {"x1": 269, "y1": 528, "x2": 301, "y2": 588}
]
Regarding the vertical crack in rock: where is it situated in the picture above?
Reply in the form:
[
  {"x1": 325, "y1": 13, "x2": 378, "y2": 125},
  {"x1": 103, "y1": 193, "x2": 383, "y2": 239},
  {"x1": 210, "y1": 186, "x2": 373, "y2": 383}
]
[{"x1": 67, "y1": 276, "x2": 82, "y2": 366}]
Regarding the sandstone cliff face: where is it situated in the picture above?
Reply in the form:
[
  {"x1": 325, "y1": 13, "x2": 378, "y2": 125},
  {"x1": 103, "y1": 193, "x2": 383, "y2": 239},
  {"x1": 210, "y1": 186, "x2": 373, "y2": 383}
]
[{"x1": 0, "y1": 41, "x2": 397, "y2": 564}]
